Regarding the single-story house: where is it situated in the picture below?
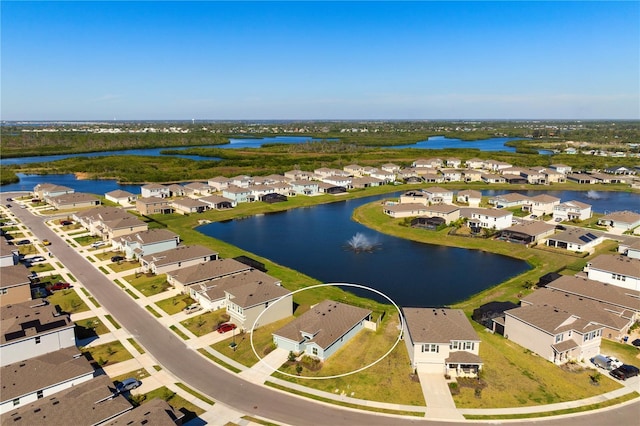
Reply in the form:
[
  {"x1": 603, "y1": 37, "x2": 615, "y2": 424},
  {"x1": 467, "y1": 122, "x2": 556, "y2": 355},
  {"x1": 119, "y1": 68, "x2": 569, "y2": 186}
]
[
  {"x1": 273, "y1": 300, "x2": 372, "y2": 361},
  {"x1": 172, "y1": 197, "x2": 209, "y2": 215},
  {"x1": 497, "y1": 221, "x2": 555, "y2": 244},
  {"x1": 351, "y1": 176, "x2": 383, "y2": 189},
  {"x1": 403, "y1": 308, "x2": 483, "y2": 377},
  {"x1": 46, "y1": 193, "x2": 101, "y2": 210},
  {"x1": 112, "y1": 228, "x2": 180, "y2": 260},
  {"x1": 597, "y1": 210, "x2": 640, "y2": 231},
  {"x1": 549, "y1": 164, "x2": 572, "y2": 174},
  {"x1": 545, "y1": 229, "x2": 604, "y2": 252},
  {"x1": 104, "y1": 189, "x2": 137, "y2": 206},
  {"x1": 33, "y1": 183, "x2": 74, "y2": 200},
  {"x1": 383, "y1": 203, "x2": 429, "y2": 219},
  {"x1": 488, "y1": 193, "x2": 529, "y2": 209},
  {"x1": 566, "y1": 173, "x2": 597, "y2": 184},
  {"x1": 167, "y1": 258, "x2": 253, "y2": 293},
  {"x1": 200, "y1": 194, "x2": 234, "y2": 210}
]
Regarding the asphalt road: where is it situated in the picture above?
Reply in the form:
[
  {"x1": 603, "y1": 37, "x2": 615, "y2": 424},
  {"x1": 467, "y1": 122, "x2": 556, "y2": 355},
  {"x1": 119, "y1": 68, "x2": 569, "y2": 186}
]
[{"x1": 5, "y1": 196, "x2": 639, "y2": 426}]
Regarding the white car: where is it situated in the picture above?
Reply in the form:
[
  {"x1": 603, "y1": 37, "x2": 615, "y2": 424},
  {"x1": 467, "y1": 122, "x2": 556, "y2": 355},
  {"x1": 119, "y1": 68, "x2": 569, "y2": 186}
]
[
  {"x1": 607, "y1": 356, "x2": 623, "y2": 369},
  {"x1": 91, "y1": 241, "x2": 106, "y2": 248}
]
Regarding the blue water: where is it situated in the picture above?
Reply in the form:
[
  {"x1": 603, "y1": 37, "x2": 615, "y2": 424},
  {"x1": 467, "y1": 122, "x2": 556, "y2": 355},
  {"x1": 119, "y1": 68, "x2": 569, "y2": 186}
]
[
  {"x1": 198, "y1": 194, "x2": 530, "y2": 307},
  {"x1": 390, "y1": 136, "x2": 527, "y2": 152}
]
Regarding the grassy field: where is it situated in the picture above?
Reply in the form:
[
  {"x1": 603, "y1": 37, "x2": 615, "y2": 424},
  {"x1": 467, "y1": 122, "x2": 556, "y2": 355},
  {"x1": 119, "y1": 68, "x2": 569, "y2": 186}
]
[
  {"x1": 75, "y1": 316, "x2": 110, "y2": 335},
  {"x1": 155, "y1": 294, "x2": 195, "y2": 315},
  {"x1": 181, "y1": 309, "x2": 230, "y2": 337},
  {"x1": 81, "y1": 341, "x2": 134, "y2": 367},
  {"x1": 123, "y1": 272, "x2": 171, "y2": 296},
  {"x1": 48, "y1": 288, "x2": 90, "y2": 314}
]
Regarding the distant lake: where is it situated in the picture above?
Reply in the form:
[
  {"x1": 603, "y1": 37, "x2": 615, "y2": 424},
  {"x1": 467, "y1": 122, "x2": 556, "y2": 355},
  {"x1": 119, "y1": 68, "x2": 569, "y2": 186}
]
[{"x1": 390, "y1": 135, "x2": 528, "y2": 152}]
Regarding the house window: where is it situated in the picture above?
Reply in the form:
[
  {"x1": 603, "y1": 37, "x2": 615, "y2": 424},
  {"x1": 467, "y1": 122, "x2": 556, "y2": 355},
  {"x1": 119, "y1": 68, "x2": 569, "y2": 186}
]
[
  {"x1": 555, "y1": 334, "x2": 563, "y2": 343},
  {"x1": 0, "y1": 288, "x2": 7, "y2": 295},
  {"x1": 312, "y1": 347, "x2": 318, "y2": 356},
  {"x1": 464, "y1": 342, "x2": 474, "y2": 351},
  {"x1": 35, "y1": 336, "x2": 41, "y2": 344},
  {"x1": 37, "y1": 390, "x2": 43, "y2": 399},
  {"x1": 13, "y1": 399, "x2": 19, "y2": 407},
  {"x1": 422, "y1": 344, "x2": 439, "y2": 353},
  {"x1": 450, "y1": 341, "x2": 460, "y2": 350}
]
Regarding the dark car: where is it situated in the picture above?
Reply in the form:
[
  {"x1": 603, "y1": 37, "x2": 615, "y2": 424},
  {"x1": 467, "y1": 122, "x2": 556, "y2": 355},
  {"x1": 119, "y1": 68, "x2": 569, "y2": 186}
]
[
  {"x1": 632, "y1": 339, "x2": 640, "y2": 347},
  {"x1": 48, "y1": 282, "x2": 71, "y2": 291},
  {"x1": 115, "y1": 378, "x2": 141, "y2": 394},
  {"x1": 609, "y1": 364, "x2": 640, "y2": 381},
  {"x1": 111, "y1": 255, "x2": 125, "y2": 262},
  {"x1": 16, "y1": 239, "x2": 30, "y2": 245},
  {"x1": 217, "y1": 323, "x2": 237, "y2": 334},
  {"x1": 60, "y1": 220, "x2": 73, "y2": 226}
]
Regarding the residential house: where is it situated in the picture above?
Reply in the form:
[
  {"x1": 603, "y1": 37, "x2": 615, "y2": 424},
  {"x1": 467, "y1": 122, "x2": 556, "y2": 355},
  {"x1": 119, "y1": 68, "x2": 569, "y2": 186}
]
[
  {"x1": 480, "y1": 173, "x2": 506, "y2": 184},
  {"x1": 441, "y1": 169, "x2": 462, "y2": 182},
  {"x1": 484, "y1": 160, "x2": 512, "y2": 172},
  {"x1": 584, "y1": 254, "x2": 640, "y2": 291},
  {"x1": 135, "y1": 197, "x2": 174, "y2": 215},
  {"x1": 0, "y1": 264, "x2": 32, "y2": 307},
  {"x1": 33, "y1": 183, "x2": 74, "y2": 200},
  {"x1": 456, "y1": 189, "x2": 482, "y2": 207},
  {"x1": 208, "y1": 176, "x2": 232, "y2": 192},
  {"x1": 589, "y1": 172, "x2": 625, "y2": 184},
  {"x1": 618, "y1": 239, "x2": 640, "y2": 260},
  {"x1": 46, "y1": 192, "x2": 101, "y2": 210},
  {"x1": 502, "y1": 304, "x2": 603, "y2": 365},
  {"x1": 284, "y1": 170, "x2": 314, "y2": 181},
  {"x1": 190, "y1": 269, "x2": 282, "y2": 312},
  {"x1": 418, "y1": 171, "x2": 444, "y2": 183},
  {"x1": 289, "y1": 180, "x2": 320, "y2": 196},
  {"x1": 445, "y1": 158, "x2": 461, "y2": 168},
  {"x1": 316, "y1": 181, "x2": 347, "y2": 195},
  {"x1": 225, "y1": 281, "x2": 292, "y2": 330},
  {"x1": 73, "y1": 206, "x2": 131, "y2": 234},
  {"x1": 520, "y1": 169, "x2": 547, "y2": 184},
  {"x1": 230, "y1": 175, "x2": 253, "y2": 188},
  {"x1": 0, "y1": 375, "x2": 132, "y2": 425},
  {"x1": 0, "y1": 347, "x2": 94, "y2": 414},
  {"x1": 140, "y1": 183, "x2": 170, "y2": 199},
  {"x1": 545, "y1": 229, "x2": 604, "y2": 252},
  {"x1": 101, "y1": 215, "x2": 148, "y2": 241},
  {"x1": 322, "y1": 175, "x2": 352, "y2": 188},
  {"x1": 350, "y1": 176, "x2": 383, "y2": 189},
  {"x1": 543, "y1": 169, "x2": 566, "y2": 183},
  {"x1": 605, "y1": 166, "x2": 636, "y2": 175},
  {"x1": 103, "y1": 398, "x2": 184, "y2": 425},
  {"x1": 423, "y1": 187, "x2": 454, "y2": 204},
  {"x1": 412, "y1": 158, "x2": 442, "y2": 169},
  {"x1": 498, "y1": 221, "x2": 555, "y2": 244},
  {"x1": 415, "y1": 204, "x2": 461, "y2": 224},
  {"x1": 0, "y1": 239, "x2": 19, "y2": 267},
  {"x1": 272, "y1": 300, "x2": 372, "y2": 361},
  {"x1": 461, "y1": 208, "x2": 513, "y2": 231},
  {"x1": 200, "y1": 194, "x2": 234, "y2": 210},
  {"x1": 397, "y1": 168, "x2": 420, "y2": 181},
  {"x1": 461, "y1": 170, "x2": 482, "y2": 182},
  {"x1": 182, "y1": 181, "x2": 211, "y2": 196},
  {"x1": 553, "y1": 200, "x2": 592, "y2": 222},
  {"x1": 166, "y1": 183, "x2": 185, "y2": 197},
  {"x1": 370, "y1": 169, "x2": 396, "y2": 183},
  {"x1": 166, "y1": 258, "x2": 253, "y2": 293},
  {"x1": 105, "y1": 189, "x2": 137, "y2": 206},
  {"x1": 112, "y1": 229, "x2": 180, "y2": 260},
  {"x1": 597, "y1": 210, "x2": 640, "y2": 231},
  {"x1": 402, "y1": 308, "x2": 483, "y2": 377},
  {"x1": 222, "y1": 185, "x2": 254, "y2": 204},
  {"x1": 566, "y1": 173, "x2": 597, "y2": 184},
  {"x1": 545, "y1": 275, "x2": 640, "y2": 338},
  {"x1": 140, "y1": 245, "x2": 219, "y2": 275},
  {"x1": 488, "y1": 193, "x2": 529, "y2": 209},
  {"x1": 381, "y1": 163, "x2": 401, "y2": 173},
  {"x1": 313, "y1": 167, "x2": 344, "y2": 179},
  {"x1": 383, "y1": 203, "x2": 429, "y2": 219},
  {"x1": 465, "y1": 158, "x2": 485, "y2": 169},
  {"x1": 1, "y1": 299, "x2": 76, "y2": 367},
  {"x1": 343, "y1": 164, "x2": 365, "y2": 176},
  {"x1": 521, "y1": 194, "x2": 560, "y2": 216},
  {"x1": 172, "y1": 197, "x2": 209, "y2": 215},
  {"x1": 550, "y1": 164, "x2": 572, "y2": 174}
]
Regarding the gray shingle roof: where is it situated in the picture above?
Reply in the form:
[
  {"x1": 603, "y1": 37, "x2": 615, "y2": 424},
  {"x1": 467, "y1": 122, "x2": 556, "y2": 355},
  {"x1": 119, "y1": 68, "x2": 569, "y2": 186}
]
[
  {"x1": 141, "y1": 245, "x2": 218, "y2": 267},
  {"x1": 226, "y1": 281, "x2": 291, "y2": 309},
  {"x1": 403, "y1": 308, "x2": 479, "y2": 344},
  {"x1": 1, "y1": 300, "x2": 73, "y2": 345},
  {"x1": 588, "y1": 254, "x2": 640, "y2": 279}
]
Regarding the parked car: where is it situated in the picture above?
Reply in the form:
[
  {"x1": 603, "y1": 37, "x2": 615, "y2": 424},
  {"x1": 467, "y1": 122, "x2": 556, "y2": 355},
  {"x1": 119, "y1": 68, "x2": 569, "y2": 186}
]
[
  {"x1": 609, "y1": 364, "x2": 640, "y2": 381},
  {"x1": 47, "y1": 282, "x2": 71, "y2": 291},
  {"x1": 217, "y1": 323, "x2": 237, "y2": 334},
  {"x1": 91, "y1": 241, "x2": 106, "y2": 248},
  {"x1": 607, "y1": 356, "x2": 623, "y2": 369},
  {"x1": 555, "y1": 225, "x2": 567, "y2": 231},
  {"x1": 183, "y1": 304, "x2": 202, "y2": 314},
  {"x1": 29, "y1": 256, "x2": 46, "y2": 263},
  {"x1": 591, "y1": 354, "x2": 612, "y2": 370},
  {"x1": 60, "y1": 220, "x2": 73, "y2": 226},
  {"x1": 111, "y1": 255, "x2": 125, "y2": 262},
  {"x1": 530, "y1": 215, "x2": 538, "y2": 219},
  {"x1": 115, "y1": 378, "x2": 142, "y2": 394},
  {"x1": 16, "y1": 239, "x2": 30, "y2": 245},
  {"x1": 5, "y1": 204, "x2": 11, "y2": 208},
  {"x1": 42, "y1": 239, "x2": 51, "y2": 246},
  {"x1": 554, "y1": 217, "x2": 563, "y2": 222}
]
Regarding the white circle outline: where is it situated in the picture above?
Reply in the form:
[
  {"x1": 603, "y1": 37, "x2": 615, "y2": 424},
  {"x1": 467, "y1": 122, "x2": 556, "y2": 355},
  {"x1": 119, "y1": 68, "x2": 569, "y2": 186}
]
[{"x1": 249, "y1": 282, "x2": 404, "y2": 380}]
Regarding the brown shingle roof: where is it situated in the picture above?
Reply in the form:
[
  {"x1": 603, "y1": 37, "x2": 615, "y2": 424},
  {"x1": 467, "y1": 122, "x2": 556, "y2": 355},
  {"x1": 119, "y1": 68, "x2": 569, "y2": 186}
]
[
  {"x1": 546, "y1": 275, "x2": 640, "y2": 312},
  {"x1": 1, "y1": 347, "x2": 94, "y2": 401},
  {"x1": 141, "y1": 245, "x2": 218, "y2": 267},
  {"x1": 226, "y1": 281, "x2": 291, "y2": 309},
  {"x1": 274, "y1": 300, "x2": 371, "y2": 350},
  {"x1": 168, "y1": 258, "x2": 252, "y2": 286},
  {"x1": 0, "y1": 264, "x2": 32, "y2": 289},
  {"x1": 1, "y1": 300, "x2": 73, "y2": 345},
  {"x1": 588, "y1": 254, "x2": 640, "y2": 279},
  {"x1": 402, "y1": 308, "x2": 479, "y2": 344},
  {"x1": 198, "y1": 269, "x2": 281, "y2": 302},
  {"x1": 505, "y1": 304, "x2": 601, "y2": 335}
]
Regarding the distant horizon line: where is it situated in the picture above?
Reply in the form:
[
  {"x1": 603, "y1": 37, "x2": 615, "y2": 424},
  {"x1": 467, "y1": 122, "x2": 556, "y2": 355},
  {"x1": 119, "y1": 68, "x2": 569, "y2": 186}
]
[{"x1": 3, "y1": 118, "x2": 639, "y2": 124}]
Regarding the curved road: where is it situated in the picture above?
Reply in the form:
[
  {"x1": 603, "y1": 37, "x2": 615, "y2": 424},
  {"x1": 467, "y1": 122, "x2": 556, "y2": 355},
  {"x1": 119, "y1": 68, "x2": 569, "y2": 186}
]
[{"x1": 5, "y1": 196, "x2": 639, "y2": 426}]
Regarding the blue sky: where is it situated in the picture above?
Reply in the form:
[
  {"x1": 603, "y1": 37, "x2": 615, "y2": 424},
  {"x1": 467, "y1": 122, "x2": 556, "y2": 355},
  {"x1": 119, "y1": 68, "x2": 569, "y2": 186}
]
[{"x1": 2, "y1": 1, "x2": 638, "y2": 120}]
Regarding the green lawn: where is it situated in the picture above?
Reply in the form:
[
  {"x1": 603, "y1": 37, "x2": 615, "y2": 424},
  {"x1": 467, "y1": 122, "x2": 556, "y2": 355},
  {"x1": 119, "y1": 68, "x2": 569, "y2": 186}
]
[
  {"x1": 181, "y1": 309, "x2": 230, "y2": 337},
  {"x1": 47, "y1": 288, "x2": 90, "y2": 314},
  {"x1": 75, "y1": 316, "x2": 110, "y2": 335},
  {"x1": 155, "y1": 294, "x2": 195, "y2": 315},
  {"x1": 82, "y1": 341, "x2": 134, "y2": 367},
  {"x1": 111, "y1": 368, "x2": 151, "y2": 384},
  {"x1": 123, "y1": 272, "x2": 171, "y2": 296},
  {"x1": 138, "y1": 386, "x2": 204, "y2": 423}
]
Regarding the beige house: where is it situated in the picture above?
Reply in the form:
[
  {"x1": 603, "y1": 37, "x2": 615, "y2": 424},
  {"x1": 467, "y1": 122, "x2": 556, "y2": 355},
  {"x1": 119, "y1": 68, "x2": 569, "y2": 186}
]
[
  {"x1": 46, "y1": 192, "x2": 100, "y2": 210},
  {"x1": 104, "y1": 189, "x2": 137, "y2": 206},
  {"x1": 403, "y1": 308, "x2": 482, "y2": 377},
  {"x1": 140, "y1": 245, "x2": 218, "y2": 275},
  {"x1": 0, "y1": 264, "x2": 32, "y2": 307},
  {"x1": 172, "y1": 197, "x2": 208, "y2": 215},
  {"x1": 102, "y1": 215, "x2": 149, "y2": 240},
  {"x1": 522, "y1": 194, "x2": 560, "y2": 216},
  {"x1": 383, "y1": 203, "x2": 428, "y2": 218},
  {"x1": 135, "y1": 197, "x2": 174, "y2": 215},
  {"x1": 226, "y1": 281, "x2": 292, "y2": 330},
  {"x1": 166, "y1": 258, "x2": 253, "y2": 293},
  {"x1": 456, "y1": 189, "x2": 482, "y2": 207},
  {"x1": 502, "y1": 304, "x2": 603, "y2": 365}
]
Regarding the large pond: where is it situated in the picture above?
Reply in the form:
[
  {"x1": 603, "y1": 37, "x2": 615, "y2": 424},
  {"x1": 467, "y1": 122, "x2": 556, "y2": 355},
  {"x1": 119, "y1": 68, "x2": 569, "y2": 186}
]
[
  {"x1": 198, "y1": 194, "x2": 530, "y2": 307},
  {"x1": 390, "y1": 136, "x2": 526, "y2": 152}
]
